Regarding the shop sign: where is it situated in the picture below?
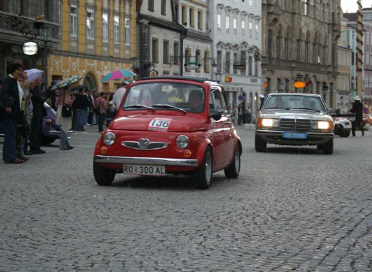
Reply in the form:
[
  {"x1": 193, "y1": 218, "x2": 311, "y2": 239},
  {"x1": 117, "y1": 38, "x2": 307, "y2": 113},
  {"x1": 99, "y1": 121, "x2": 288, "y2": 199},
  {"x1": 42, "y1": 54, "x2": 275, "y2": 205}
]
[
  {"x1": 23, "y1": 42, "x2": 38, "y2": 55},
  {"x1": 293, "y1": 81, "x2": 306, "y2": 88}
]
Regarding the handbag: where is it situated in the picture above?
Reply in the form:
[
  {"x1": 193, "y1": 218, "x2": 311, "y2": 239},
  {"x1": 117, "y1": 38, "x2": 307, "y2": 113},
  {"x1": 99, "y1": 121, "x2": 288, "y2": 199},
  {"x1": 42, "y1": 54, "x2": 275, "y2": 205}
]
[{"x1": 62, "y1": 105, "x2": 72, "y2": 117}]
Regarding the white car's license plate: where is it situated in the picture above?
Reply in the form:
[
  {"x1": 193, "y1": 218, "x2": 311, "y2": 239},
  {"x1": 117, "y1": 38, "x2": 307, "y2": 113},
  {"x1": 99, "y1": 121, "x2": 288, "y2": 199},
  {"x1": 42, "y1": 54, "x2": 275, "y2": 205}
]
[
  {"x1": 123, "y1": 165, "x2": 166, "y2": 176},
  {"x1": 282, "y1": 132, "x2": 308, "y2": 139}
]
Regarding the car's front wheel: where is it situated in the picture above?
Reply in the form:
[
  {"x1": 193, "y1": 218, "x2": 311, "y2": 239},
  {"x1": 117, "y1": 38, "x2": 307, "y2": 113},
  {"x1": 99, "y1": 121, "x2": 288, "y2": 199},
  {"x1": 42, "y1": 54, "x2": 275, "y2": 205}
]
[
  {"x1": 323, "y1": 138, "x2": 333, "y2": 154},
  {"x1": 193, "y1": 147, "x2": 213, "y2": 190},
  {"x1": 224, "y1": 145, "x2": 241, "y2": 178},
  {"x1": 255, "y1": 134, "x2": 267, "y2": 152},
  {"x1": 339, "y1": 129, "x2": 350, "y2": 137},
  {"x1": 93, "y1": 161, "x2": 116, "y2": 186}
]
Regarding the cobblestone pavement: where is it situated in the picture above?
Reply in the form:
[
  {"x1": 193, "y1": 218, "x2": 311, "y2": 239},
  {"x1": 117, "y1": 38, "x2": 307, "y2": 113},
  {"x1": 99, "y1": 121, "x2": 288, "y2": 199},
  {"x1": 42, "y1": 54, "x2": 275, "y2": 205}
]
[{"x1": 1, "y1": 125, "x2": 372, "y2": 272}]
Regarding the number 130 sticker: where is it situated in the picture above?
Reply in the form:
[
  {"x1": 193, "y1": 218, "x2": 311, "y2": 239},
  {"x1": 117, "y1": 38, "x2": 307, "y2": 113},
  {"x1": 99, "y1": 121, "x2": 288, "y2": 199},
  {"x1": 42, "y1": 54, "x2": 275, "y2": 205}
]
[{"x1": 149, "y1": 118, "x2": 171, "y2": 131}]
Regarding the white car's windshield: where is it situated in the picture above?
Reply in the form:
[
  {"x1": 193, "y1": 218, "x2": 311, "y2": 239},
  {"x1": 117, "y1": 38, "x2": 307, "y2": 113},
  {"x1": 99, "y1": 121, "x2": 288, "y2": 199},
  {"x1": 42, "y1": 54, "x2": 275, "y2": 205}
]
[
  {"x1": 264, "y1": 95, "x2": 326, "y2": 112},
  {"x1": 123, "y1": 82, "x2": 206, "y2": 113}
]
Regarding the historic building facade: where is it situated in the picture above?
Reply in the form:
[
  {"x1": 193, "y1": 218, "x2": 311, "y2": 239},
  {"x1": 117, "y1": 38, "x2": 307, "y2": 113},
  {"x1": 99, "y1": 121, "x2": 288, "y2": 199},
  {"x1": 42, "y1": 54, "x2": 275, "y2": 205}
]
[
  {"x1": 136, "y1": 0, "x2": 185, "y2": 78},
  {"x1": 362, "y1": 7, "x2": 372, "y2": 109},
  {"x1": 344, "y1": 7, "x2": 372, "y2": 110},
  {"x1": 178, "y1": 0, "x2": 212, "y2": 79},
  {"x1": 52, "y1": 0, "x2": 136, "y2": 92},
  {"x1": 0, "y1": 0, "x2": 60, "y2": 80},
  {"x1": 209, "y1": 0, "x2": 262, "y2": 115},
  {"x1": 262, "y1": 0, "x2": 342, "y2": 107},
  {"x1": 336, "y1": 16, "x2": 352, "y2": 110}
]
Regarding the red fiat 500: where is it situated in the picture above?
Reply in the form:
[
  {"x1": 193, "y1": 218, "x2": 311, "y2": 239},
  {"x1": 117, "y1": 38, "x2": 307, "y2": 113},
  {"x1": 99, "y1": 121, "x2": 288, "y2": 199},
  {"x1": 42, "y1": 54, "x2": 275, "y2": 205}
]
[{"x1": 93, "y1": 77, "x2": 242, "y2": 189}]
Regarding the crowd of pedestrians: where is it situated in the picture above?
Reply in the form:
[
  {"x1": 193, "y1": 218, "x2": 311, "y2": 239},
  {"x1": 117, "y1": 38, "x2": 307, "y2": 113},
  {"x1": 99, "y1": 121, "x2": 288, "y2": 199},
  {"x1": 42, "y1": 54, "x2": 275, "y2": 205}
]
[
  {"x1": 0, "y1": 62, "x2": 126, "y2": 165},
  {"x1": 0, "y1": 63, "x2": 48, "y2": 164}
]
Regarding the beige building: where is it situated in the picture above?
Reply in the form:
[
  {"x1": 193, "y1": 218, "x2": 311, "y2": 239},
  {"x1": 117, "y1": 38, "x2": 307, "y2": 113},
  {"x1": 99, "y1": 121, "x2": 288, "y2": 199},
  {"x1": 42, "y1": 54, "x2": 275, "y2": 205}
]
[
  {"x1": 51, "y1": 0, "x2": 137, "y2": 92},
  {"x1": 336, "y1": 16, "x2": 352, "y2": 110},
  {"x1": 262, "y1": 0, "x2": 342, "y2": 107}
]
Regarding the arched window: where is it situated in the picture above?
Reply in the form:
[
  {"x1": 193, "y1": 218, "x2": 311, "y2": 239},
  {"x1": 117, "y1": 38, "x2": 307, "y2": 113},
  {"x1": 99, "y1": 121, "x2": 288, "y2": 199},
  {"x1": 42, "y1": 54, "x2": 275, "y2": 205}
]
[
  {"x1": 285, "y1": 27, "x2": 290, "y2": 60},
  {"x1": 297, "y1": 29, "x2": 302, "y2": 61},
  {"x1": 276, "y1": 25, "x2": 282, "y2": 59},
  {"x1": 305, "y1": 31, "x2": 310, "y2": 63}
]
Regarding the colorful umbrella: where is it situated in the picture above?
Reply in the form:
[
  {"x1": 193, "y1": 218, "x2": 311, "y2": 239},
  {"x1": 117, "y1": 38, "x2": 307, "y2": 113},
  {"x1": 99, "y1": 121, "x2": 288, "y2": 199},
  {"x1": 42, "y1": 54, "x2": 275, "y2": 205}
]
[
  {"x1": 51, "y1": 75, "x2": 82, "y2": 91},
  {"x1": 24, "y1": 69, "x2": 43, "y2": 83},
  {"x1": 102, "y1": 69, "x2": 136, "y2": 82}
]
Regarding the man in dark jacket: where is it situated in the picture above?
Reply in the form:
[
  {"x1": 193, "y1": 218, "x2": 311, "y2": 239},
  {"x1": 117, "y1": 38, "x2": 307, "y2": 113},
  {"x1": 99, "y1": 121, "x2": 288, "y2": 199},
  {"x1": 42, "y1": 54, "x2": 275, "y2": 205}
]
[
  {"x1": 30, "y1": 77, "x2": 46, "y2": 154},
  {"x1": 74, "y1": 88, "x2": 88, "y2": 131},
  {"x1": 350, "y1": 96, "x2": 364, "y2": 136},
  {"x1": 0, "y1": 63, "x2": 25, "y2": 163}
]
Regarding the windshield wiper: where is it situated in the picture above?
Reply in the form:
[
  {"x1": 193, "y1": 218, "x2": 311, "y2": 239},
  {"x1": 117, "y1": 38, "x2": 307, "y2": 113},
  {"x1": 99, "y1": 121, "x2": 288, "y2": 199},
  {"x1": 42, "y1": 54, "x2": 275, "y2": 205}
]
[
  {"x1": 292, "y1": 107, "x2": 320, "y2": 112},
  {"x1": 124, "y1": 104, "x2": 154, "y2": 111},
  {"x1": 152, "y1": 104, "x2": 186, "y2": 114}
]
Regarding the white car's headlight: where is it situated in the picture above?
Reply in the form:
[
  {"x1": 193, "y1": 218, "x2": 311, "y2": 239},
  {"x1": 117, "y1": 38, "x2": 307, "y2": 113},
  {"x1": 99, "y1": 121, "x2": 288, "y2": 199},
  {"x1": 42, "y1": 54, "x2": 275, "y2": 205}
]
[
  {"x1": 258, "y1": 118, "x2": 279, "y2": 128},
  {"x1": 103, "y1": 132, "x2": 116, "y2": 145},
  {"x1": 317, "y1": 121, "x2": 331, "y2": 130},
  {"x1": 176, "y1": 135, "x2": 189, "y2": 149}
]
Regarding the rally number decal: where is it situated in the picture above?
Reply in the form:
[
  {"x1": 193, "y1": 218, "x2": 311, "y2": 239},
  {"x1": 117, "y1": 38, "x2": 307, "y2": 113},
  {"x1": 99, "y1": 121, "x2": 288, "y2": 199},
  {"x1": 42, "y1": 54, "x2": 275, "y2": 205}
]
[{"x1": 148, "y1": 118, "x2": 171, "y2": 131}]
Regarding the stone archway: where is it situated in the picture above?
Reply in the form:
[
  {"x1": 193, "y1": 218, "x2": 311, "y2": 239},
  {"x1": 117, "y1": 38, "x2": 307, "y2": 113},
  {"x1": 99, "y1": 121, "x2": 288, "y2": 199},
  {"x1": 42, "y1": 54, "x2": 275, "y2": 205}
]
[{"x1": 83, "y1": 72, "x2": 98, "y2": 92}]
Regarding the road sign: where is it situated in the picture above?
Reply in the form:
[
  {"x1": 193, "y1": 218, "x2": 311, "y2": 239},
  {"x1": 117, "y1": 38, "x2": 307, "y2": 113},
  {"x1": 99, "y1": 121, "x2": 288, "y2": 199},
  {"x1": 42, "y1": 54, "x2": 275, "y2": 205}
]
[{"x1": 322, "y1": 85, "x2": 329, "y2": 91}]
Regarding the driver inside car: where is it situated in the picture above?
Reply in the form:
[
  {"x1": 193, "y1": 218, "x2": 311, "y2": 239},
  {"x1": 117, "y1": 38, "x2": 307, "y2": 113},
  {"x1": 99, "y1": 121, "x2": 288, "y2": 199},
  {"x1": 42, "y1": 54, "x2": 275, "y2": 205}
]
[
  {"x1": 272, "y1": 96, "x2": 284, "y2": 108},
  {"x1": 188, "y1": 90, "x2": 205, "y2": 112}
]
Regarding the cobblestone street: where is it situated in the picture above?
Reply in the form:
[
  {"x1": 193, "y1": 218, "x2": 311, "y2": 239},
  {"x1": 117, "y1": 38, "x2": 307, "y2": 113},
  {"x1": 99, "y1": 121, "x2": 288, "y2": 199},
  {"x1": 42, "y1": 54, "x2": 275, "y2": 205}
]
[{"x1": 1, "y1": 126, "x2": 372, "y2": 271}]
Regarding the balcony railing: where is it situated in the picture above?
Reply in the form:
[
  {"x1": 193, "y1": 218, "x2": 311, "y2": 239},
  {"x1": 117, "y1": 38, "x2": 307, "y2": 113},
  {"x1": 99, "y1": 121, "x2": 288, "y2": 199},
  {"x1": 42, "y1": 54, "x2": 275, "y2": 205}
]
[{"x1": 0, "y1": 11, "x2": 60, "y2": 42}]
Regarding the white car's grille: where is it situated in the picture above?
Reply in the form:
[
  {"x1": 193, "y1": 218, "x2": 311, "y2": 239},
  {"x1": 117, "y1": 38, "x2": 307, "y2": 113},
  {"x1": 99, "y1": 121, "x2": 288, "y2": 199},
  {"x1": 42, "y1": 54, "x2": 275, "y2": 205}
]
[{"x1": 280, "y1": 118, "x2": 311, "y2": 132}]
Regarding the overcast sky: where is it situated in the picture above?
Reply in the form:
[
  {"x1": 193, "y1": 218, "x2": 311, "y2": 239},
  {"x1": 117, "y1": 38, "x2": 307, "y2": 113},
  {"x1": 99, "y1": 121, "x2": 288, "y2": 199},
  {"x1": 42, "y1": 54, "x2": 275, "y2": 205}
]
[{"x1": 341, "y1": 0, "x2": 371, "y2": 13}]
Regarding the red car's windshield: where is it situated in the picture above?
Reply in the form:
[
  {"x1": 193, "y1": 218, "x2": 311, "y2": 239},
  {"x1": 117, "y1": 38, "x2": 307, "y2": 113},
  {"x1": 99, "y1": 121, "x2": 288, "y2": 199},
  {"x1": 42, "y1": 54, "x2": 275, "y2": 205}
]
[{"x1": 123, "y1": 82, "x2": 206, "y2": 113}]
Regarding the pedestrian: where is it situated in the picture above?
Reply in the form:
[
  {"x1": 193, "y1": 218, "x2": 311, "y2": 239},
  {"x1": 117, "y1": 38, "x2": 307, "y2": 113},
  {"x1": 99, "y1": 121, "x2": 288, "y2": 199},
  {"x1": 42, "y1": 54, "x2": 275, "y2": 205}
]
[
  {"x1": 92, "y1": 91, "x2": 99, "y2": 125},
  {"x1": 112, "y1": 81, "x2": 128, "y2": 110},
  {"x1": 233, "y1": 106, "x2": 238, "y2": 125},
  {"x1": 106, "y1": 101, "x2": 116, "y2": 127},
  {"x1": 238, "y1": 104, "x2": 243, "y2": 125},
  {"x1": 15, "y1": 72, "x2": 31, "y2": 161},
  {"x1": 45, "y1": 82, "x2": 57, "y2": 110},
  {"x1": 86, "y1": 89, "x2": 94, "y2": 125},
  {"x1": 55, "y1": 86, "x2": 75, "y2": 150},
  {"x1": 350, "y1": 96, "x2": 364, "y2": 136},
  {"x1": 71, "y1": 88, "x2": 78, "y2": 130},
  {"x1": 74, "y1": 88, "x2": 88, "y2": 131},
  {"x1": 95, "y1": 92, "x2": 107, "y2": 132},
  {"x1": 29, "y1": 77, "x2": 46, "y2": 154},
  {"x1": 0, "y1": 62, "x2": 25, "y2": 164},
  {"x1": 363, "y1": 104, "x2": 369, "y2": 114},
  {"x1": 246, "y1": 106, "x2": 252, "y2": 123}
]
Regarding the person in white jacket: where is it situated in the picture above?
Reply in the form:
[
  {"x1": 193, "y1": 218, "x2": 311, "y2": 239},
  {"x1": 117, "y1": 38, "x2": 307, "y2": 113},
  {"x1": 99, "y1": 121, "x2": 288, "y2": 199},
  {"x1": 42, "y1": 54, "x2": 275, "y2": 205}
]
[{"x1": 112, "y1": 81, "x2": 128, "y2": 110}]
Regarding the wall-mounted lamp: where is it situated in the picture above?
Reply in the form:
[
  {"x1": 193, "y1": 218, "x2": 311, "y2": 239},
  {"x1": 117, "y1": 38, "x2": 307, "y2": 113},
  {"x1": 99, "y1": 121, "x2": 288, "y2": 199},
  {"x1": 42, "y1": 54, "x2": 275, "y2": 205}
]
[{"x1": 130, "y1": 57, "x2": 140, "y2": 73}]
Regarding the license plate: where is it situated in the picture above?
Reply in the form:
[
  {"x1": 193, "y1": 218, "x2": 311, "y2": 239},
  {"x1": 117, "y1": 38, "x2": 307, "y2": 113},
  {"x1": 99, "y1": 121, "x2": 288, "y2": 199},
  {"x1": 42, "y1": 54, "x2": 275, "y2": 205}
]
[
  {"x1": 282, "y1": 132, "x2": 308, "y2": 139},
  {"x1": 123, "y1": 165, "x2": 166, "y2": 176}
]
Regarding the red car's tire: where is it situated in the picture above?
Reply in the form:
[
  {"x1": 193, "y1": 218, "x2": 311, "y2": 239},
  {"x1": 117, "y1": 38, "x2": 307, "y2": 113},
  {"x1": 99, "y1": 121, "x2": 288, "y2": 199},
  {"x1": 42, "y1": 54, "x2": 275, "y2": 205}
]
[
  {"x1": 93, "y1": 161, "x2": 115, "y2": 186},
  {"x1": 224, "y1": 145, "x2": 241, "y2": 178},
  {"x1": 193, "y1": 147, "x2": 213, "y2": 190}
]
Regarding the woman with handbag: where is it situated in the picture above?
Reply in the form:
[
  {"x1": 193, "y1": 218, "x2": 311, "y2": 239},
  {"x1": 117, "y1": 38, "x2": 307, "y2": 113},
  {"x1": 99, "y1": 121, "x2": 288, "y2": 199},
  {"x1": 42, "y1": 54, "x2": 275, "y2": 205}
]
[{"x1": 55, "y1": 86, "x2": 75, "y2": 150}]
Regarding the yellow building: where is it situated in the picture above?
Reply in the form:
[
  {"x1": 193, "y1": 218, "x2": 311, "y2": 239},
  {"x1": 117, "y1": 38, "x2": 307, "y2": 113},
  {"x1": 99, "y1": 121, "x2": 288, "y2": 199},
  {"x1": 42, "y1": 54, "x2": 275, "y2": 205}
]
[{"x1": 49, "y1": 0, "x2": 137, "y2": 92}]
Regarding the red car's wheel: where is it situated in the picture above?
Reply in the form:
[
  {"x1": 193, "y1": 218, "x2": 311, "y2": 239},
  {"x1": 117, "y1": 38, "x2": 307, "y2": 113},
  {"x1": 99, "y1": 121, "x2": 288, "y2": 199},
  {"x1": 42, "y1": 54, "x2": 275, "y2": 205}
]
[
  {"x1": 193, "y1": 147, "x2": 213, "y2": 190},
  {"x1": 224, "y1": 145, "x2": 241, "y2": 178},
  {"x1": 93, "y1": 161, "x2": 116, "y2": 186}
]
